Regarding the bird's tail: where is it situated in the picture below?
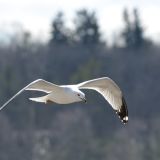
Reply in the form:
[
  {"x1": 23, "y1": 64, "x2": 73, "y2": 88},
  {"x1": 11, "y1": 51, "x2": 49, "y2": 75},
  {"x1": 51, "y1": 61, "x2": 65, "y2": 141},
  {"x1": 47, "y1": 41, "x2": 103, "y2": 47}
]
[{"x1": 29, "y1": 95, "x2": 48, "y2": 103}]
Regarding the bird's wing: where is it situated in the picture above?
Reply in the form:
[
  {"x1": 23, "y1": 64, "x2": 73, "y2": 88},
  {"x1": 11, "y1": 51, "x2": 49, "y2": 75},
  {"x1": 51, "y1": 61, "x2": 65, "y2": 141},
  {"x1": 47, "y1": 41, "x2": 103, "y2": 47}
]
[
  {"x1": 25, "y1": 79, "x2": 60, "y2": 93},
  {"x1": 0, "y1": 79, "x2": 60, "y2": 111},
  {"x1": 77, "y1": 77, "x2": 128, "y2": 124}
]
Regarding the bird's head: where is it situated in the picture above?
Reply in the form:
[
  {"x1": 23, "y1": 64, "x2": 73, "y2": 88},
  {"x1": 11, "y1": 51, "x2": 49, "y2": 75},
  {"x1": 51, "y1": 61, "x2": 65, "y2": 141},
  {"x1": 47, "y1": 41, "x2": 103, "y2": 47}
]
[{"x1": 75, "y1": 91, "x2": 87, "y2": 103}]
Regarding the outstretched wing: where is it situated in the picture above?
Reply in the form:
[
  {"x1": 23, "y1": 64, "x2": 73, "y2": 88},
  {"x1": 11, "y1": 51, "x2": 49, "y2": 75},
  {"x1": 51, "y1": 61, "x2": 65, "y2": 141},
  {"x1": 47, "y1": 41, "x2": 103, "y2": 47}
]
[
  {"x1": 77, "y1": 77, "x2": 128, "y2": 124},
  {"x1": 0, "y1": 79, "x2": 59, "y2": 111},
  {"x1": 25, "y1": 79, "x2": 59, "y2": 93}
]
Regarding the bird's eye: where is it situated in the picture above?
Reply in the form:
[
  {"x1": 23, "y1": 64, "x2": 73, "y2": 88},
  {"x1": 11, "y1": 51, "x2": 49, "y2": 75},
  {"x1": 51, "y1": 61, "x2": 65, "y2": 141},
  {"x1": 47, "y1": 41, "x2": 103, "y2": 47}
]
[{"x1": 77, "y1": 94, "x2": 80, "y2": 96}]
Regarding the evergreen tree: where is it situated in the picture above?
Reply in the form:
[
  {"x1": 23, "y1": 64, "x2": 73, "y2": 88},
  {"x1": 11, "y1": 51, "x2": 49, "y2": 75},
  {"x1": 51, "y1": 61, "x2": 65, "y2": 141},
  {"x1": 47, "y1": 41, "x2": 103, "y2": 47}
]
[
  {"x1": 74, "y1": 9, "x2": 101, "y2": 45},
  {"x1": 121, "y1": 8, "x2": 146, "y2": 49},
  {"x1": 121, "y1": 8, "x2": 134, "y2": 48},
  {"x1": 49, "y1": 12, "x2": 68, "y2": 45},
  {"x1": 133, "y1": 8, "x2": 145, "y2": 49}
]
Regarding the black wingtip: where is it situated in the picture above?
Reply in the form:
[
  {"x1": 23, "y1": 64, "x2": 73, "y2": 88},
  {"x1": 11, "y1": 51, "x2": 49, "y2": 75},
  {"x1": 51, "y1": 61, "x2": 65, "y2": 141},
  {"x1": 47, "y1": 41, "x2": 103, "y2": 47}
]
[{"x1": 116, "y1": 97, "x2": 128, "y2": 124}]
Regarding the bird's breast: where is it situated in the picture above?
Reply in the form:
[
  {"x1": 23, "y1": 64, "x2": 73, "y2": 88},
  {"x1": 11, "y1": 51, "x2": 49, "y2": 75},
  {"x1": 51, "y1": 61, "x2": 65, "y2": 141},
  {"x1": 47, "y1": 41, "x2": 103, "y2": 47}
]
[{"x1": 47, "y1": 89, "x2": 78, "y2": 104}]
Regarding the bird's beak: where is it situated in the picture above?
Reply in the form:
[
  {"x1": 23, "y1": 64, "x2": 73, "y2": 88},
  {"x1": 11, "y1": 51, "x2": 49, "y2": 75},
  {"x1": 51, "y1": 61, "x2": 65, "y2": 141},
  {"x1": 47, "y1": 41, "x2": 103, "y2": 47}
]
[{"x1": 80, "y1": 97, "x2": 87, "y2": 103}]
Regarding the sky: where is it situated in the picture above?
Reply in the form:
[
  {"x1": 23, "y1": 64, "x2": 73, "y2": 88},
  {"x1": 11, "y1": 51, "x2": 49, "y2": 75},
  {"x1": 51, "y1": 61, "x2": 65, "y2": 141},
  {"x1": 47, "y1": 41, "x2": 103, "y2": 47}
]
[{"x1": 0, "y1": 0, "x2": 160, "y2": 44}]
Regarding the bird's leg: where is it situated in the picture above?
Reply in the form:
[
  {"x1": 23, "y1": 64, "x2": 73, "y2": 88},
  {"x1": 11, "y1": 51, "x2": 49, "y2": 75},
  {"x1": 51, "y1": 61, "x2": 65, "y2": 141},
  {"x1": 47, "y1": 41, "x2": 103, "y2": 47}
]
[{"x1": 45, "y1": 99, "x2": 54, "y2": 104}]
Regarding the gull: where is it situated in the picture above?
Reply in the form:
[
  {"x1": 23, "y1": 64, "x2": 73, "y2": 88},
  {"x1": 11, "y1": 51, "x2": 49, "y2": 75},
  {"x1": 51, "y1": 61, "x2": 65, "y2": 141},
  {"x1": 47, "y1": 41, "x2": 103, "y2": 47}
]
[{"x1": 0, "y1": 77, "x2": 128, "y2": 124}]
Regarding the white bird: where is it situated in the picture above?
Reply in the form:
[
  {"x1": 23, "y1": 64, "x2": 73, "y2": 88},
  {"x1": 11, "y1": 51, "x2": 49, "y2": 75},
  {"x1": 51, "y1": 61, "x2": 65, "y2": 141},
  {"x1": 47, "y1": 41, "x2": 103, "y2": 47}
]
[{"x1": 0, "y1": 77, "x2": 128, "y2": 124}]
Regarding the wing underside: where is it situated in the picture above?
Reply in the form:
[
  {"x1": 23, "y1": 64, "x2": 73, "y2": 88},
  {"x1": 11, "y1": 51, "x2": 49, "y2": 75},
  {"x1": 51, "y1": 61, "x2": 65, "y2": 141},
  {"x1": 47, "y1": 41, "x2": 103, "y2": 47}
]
[
  {"x1": 25, "y1": 79, "x2": 60, "y2": 93},
  {"x1": 78, "y1": 77, "x2": 128, "y2": 124},
  {"x1": 0, "y1": 79, "x2": 60, "y2": 111}
]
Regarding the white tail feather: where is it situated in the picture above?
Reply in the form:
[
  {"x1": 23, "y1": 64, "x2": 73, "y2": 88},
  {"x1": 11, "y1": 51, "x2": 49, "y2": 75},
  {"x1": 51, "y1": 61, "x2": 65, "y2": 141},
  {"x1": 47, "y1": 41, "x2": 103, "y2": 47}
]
[{"x1": 29, "y1": 96, "x2": 47, "y2": 103}]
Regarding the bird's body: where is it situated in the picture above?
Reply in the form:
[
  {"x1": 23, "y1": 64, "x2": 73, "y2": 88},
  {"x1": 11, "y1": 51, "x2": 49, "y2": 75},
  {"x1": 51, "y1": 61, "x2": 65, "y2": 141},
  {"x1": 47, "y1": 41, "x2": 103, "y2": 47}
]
[
  {"x1": 45, "y1": 86, "x2": 76, "y2": 104},
  {"x1": 0, "y1": 77, "x2": 128, "y2": 124},
  {"x1": 31, "y1": 86, "x2": 85, "y2": 104}
]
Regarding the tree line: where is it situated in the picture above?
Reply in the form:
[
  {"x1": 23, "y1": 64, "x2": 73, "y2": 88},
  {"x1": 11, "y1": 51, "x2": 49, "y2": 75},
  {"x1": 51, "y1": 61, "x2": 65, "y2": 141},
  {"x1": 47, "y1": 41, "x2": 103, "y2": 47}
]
[{"x1": 49, "y1": 8, "x2": 151, "y2": 48}]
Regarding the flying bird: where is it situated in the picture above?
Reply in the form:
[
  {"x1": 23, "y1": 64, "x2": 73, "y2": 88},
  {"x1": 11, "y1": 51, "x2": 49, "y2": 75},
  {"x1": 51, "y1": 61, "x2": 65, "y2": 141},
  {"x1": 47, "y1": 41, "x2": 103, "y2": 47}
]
[{"x1": 0, "y1": 77, "x2": 128, "y2": 124}]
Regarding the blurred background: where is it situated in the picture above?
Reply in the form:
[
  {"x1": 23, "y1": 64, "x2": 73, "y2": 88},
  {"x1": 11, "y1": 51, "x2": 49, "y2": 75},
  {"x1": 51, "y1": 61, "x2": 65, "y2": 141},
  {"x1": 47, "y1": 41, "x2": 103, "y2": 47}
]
[{"x1": 0, "y1": 0, "x2": 160, "y2": 159}]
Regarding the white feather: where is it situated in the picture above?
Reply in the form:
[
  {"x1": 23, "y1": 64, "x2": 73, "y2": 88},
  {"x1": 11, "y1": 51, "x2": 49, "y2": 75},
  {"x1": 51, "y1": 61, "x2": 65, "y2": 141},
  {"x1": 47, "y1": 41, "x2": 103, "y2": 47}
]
[{"x1": 77, "y1": 77, "x2": 122, "y2": 110}]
